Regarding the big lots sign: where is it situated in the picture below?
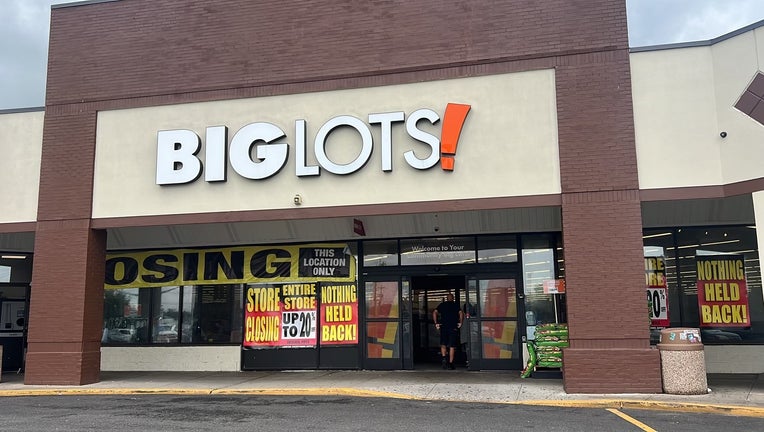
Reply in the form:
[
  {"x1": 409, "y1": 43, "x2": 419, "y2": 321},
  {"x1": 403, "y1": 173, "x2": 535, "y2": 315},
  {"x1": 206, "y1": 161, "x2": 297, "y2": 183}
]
[{"x1": 156, "y1": 103, "x2": 471, "y2": 185}]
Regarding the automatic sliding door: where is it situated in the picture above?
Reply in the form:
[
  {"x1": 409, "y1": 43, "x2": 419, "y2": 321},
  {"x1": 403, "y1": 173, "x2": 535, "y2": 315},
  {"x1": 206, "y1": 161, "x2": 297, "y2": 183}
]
[
  {"x1": 363, "y1": 278, "x2": 411, "y2": 369},
  {"x1": 472, "y1": 277, "x2": 522, "y2": 370}
]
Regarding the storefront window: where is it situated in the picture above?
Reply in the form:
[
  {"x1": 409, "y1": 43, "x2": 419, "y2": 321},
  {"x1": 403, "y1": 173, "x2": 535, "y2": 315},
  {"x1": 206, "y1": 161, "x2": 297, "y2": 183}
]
[
  {"x1": 0, "y1": 254, "x2": 32, "y2": 283},
  {"x1": 102, "y1": 288, "x2": 150, "y2": 344},
  {"x1": 103, "y1": 242, "x2": 353, "y2": 348},
  {"x1": 477, "y1": 235, "x2": 518, "y2": 263},
  {"x1": 400, "y1": 237, "x2": 476, "y2": 265},
  {"x1": 643, "y1": 229, "x2": 679, "y2": 344},
  {"x1": 674, "y1": 226, "x2": 763, "y2": 344},
  {"x1": 181, "y1": 285, "x2": 197, "y2": 343},
  {"x1": 0, "y1": 286, "x2": 26, "y2": 299},
  {"x1": 103, "y1": 284, "x2": 242, "y2": 345},
  {"x1": 644, "y1": 226, "x2": 763, "y2": 344},
  {"x1": 521, "y1": 234, "x2": 564, "y2": 325},
  {"x1": 151, "y1": 286, "x2": 180, "y2": 344},
  {"x1": 187, "y1": 284, "x2": 243, "y2": 343},
  {"x1": 363, "y1": 240, "x2": 399, "y2": 267}
]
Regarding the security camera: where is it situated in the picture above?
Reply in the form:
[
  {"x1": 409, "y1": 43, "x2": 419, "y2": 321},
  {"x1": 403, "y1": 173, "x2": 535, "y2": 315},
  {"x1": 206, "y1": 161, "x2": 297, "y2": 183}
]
[
  {"x1": 433, "y1": 226, "x2": 440, "y2": 232},
  {"x1": 720, "y1": 131, "x2": 727, "y2": 138},
  {"x1": 293, "y1": 194, "x2": 302, "y2": 205}
]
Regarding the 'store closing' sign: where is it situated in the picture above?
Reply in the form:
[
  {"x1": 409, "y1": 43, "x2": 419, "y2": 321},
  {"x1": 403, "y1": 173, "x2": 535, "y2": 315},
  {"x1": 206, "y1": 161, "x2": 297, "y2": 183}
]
[
  {"x1": 243, "y1": 282, "x2": 360, "y2": 347},
  {"x1": 243, "y1": 284, "x2": 318, "y2": 347}
]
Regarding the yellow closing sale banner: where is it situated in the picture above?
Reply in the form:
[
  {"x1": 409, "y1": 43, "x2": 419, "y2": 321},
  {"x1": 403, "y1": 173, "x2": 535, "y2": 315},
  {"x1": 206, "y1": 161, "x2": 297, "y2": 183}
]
[{"x1": 105, "y1": 243, "x2": 356, "y2": 289}]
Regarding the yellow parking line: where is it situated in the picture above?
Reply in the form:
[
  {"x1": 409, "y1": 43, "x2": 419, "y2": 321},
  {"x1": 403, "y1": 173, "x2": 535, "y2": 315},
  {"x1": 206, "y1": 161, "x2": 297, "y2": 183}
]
[{"x1": 606, "y1": 408, "x2": 656, "y2": 432}]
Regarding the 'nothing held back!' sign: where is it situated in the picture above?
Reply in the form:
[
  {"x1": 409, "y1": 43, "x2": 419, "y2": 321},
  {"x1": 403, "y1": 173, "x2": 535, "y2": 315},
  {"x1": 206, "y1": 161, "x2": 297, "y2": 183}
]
[{"x1": 696, "y1": 255, "x2": 750, "y2": 327}]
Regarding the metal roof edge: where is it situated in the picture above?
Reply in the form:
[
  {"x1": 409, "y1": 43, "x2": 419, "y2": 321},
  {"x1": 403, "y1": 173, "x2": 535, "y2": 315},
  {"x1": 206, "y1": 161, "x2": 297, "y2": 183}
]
[
  {"x1": 630, "y1": 18, "x2": 764, "y2": 53},
  {"x1": 0, "y1": 107, "x2": 45, "y2": 115},
  {"x1": 52, "y1": 0, "x2": 121, "y2": 10}
]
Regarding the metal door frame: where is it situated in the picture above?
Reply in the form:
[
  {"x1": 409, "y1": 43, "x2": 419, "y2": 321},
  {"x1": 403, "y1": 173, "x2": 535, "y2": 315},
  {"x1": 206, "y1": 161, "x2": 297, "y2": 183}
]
[
  {"x1": 362, "y1": 264, "x2": 524, "y2": 371},
  {"x1": 466, "y1": 271, "x2": 524, "y2": 370},
  {"x1": 361, "y1": 274, "x2": 411, "y2": 370}
]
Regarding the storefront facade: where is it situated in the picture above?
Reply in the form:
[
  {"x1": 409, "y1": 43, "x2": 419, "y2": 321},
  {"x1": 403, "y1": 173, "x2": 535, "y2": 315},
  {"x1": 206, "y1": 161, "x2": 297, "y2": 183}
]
[{"x1": 0, "y1": 0, "x2": 762, "y2": 393}]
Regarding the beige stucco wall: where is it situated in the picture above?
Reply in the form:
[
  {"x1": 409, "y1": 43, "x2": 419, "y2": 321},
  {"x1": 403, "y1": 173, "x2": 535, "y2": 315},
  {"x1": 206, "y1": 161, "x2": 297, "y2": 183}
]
[
  {"x1": 705, "y1": 345, "x2": 764, "y2": 373},
  {"x1": 632, "y1": 27, "x2": 764, "y2": 190},
  {"x1": 101, "y1": 346, "x2": 241, "y2": 371},
  {"x1": 0, "y1": 110, "x2": 44, "y2": 223},
  {"x1": 93, "y1": 70, "x2": 560, "y2": 219}
]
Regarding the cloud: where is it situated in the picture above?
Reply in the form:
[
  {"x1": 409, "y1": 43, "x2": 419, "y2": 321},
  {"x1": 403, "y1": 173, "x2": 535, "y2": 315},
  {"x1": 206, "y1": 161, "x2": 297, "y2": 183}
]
[
  {"x1": 627, "y1": 0, "x2": 764, "y2": 47},
  {"x1": 0, "y1": 0, "x2": 56, "y2": 109},
  {"x1": 3, "y1": 1, "x2": 764, "y2": 109}
]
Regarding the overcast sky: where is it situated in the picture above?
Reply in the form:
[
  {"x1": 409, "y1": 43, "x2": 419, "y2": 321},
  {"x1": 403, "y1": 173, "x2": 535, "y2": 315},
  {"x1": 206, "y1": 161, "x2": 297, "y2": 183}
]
[{"x1": 2, "y1": 0, "x2": 764, "y2": 110}]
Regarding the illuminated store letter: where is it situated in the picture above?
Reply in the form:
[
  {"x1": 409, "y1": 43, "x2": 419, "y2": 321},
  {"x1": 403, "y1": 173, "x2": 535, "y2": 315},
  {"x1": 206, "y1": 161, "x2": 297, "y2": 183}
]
[
  {"x1": 205, "y1": 126, "x2": 228, "y2": 182},
  {"x1": 314, "y1": 115, "x2": 373, "y2": 175},
  {"x1": 230, "y1": 122, "x2": 289, "y2": 180},
  {"x1": 295, "y1": 119, "x2": 319, "y2": 177},
  {"x1": 369, "y1": 112, "x2": 404, "y2": 172},
  {"x1": 156, "y1": 129, "x2": 202, "y2": 185},
  {"x1": 404, "y1": 109, "x2": 440, "y2": 170}
]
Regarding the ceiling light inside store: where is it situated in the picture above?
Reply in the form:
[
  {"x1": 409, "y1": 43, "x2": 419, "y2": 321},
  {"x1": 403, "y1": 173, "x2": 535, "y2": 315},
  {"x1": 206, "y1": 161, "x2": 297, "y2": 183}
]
[
  {"x1": 643, "y1": 232, "x2": 671, "y2": 239},
  {"x1": 677, "y1": 244, "x2": 700, "y2": 249},
  {"x1": 1, "y1": 255, "x2": 26, "y2": 259},
  {"x1": 699, "y1": 240, "x2": 739, "y2": 247}
]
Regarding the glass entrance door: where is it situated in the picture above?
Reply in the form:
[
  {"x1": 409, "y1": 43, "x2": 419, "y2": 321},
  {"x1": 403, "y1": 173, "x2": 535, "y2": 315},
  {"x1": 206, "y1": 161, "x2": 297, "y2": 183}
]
[
  {"x1": 361, "y1": 272, "x2": 522, "y2": 371},
  {"x1": 411, "y1": 275, "x2": 465, "y2": 367},
  {"x1": 363, "y1": 277, "x2": 411, "y2": 369},
  {"x1": 467, "y1": 275, "x2": 523, "y2": 370}
]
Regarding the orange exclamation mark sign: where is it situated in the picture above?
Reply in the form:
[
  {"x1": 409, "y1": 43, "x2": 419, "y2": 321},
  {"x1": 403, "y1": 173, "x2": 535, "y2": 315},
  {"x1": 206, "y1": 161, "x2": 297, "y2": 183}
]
[{"x1": 440, "y1": 103, "x2": 471, "y2": 171}]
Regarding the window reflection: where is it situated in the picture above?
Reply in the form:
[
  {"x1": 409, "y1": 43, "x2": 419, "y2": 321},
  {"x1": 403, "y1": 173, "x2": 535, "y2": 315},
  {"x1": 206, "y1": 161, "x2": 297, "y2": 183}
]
[
  {"x1": 477, "y1": 235, "x2": 518, "y2": 263},
  {"x1": 102, "y1": 284, "x2": 243, "y2": 345},
  {"x1": 102, "y1": 288, "x2": 149, "y2": 344},
  {"x1": 521, "y1": 234, "x2": 564, "y2": 325},
  {"x1": 365, "y1": 281, "x2": 399, "y2": 319},
  {"x1": 363, "y1": 240, "x2": 399, "y2": 267},
  {"x1": 149, "y1": 286, "x2": 178, "y2": 344}
]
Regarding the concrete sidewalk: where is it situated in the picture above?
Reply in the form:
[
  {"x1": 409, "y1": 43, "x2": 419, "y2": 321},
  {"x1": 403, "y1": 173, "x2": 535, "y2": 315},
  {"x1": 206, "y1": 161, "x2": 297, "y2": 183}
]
[{"x1": 1, "y1": 370, "x2": 763, "y2": 417}]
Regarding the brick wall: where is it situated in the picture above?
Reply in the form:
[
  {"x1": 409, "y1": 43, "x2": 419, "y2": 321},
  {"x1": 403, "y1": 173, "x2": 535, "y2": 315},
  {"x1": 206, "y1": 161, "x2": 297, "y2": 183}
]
[
  {"x1": 27, "y1": 0, "x2": 661, "y2": 390},
  {"x1": 25, "y1": 220, "x2": 105, "y2": 385},
  {"x1": 555, "y1": 51, "x2": 661, "y2": 392},
  {"x1": 46, "y1": 0, "x2": 628, "y2": 105},
  {"x1": 563, "y1": 348, "x2": 662, "y2": 393}
]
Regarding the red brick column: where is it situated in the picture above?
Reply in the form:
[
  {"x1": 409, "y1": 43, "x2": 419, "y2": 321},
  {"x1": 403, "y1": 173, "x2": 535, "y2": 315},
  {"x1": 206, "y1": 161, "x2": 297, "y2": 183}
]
[
  {"x1": 24, "y1": 110, "x2": 106, "y2": 385},
  {"x1": 556, "y1": 52, "x2": 662, "y2": 393}
]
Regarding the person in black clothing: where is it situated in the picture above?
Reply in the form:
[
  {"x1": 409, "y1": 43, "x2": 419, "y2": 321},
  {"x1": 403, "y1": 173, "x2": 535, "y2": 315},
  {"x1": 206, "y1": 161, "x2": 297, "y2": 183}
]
[{"x1": 433, "y1": 293, "x2": 464, "y2": 370}]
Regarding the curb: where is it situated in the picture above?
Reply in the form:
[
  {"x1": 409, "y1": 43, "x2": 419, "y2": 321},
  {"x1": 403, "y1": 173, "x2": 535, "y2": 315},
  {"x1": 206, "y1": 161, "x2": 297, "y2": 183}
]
[
  {"x1": 511, "y1": 399, "x2": 764, "y2": 418},
  {"x1": 0, "y1": 388, "x2": 762, "y2": 418},
  {"x1": 0, "y1": 387, "x2": 416, "y2": 400}
]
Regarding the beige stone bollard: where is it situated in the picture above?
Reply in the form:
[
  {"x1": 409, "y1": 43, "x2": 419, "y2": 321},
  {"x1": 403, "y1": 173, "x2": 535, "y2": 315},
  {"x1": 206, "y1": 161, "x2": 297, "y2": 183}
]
[{"x1": 658, "y1": 328, "x2": 707, "y2": 395}]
